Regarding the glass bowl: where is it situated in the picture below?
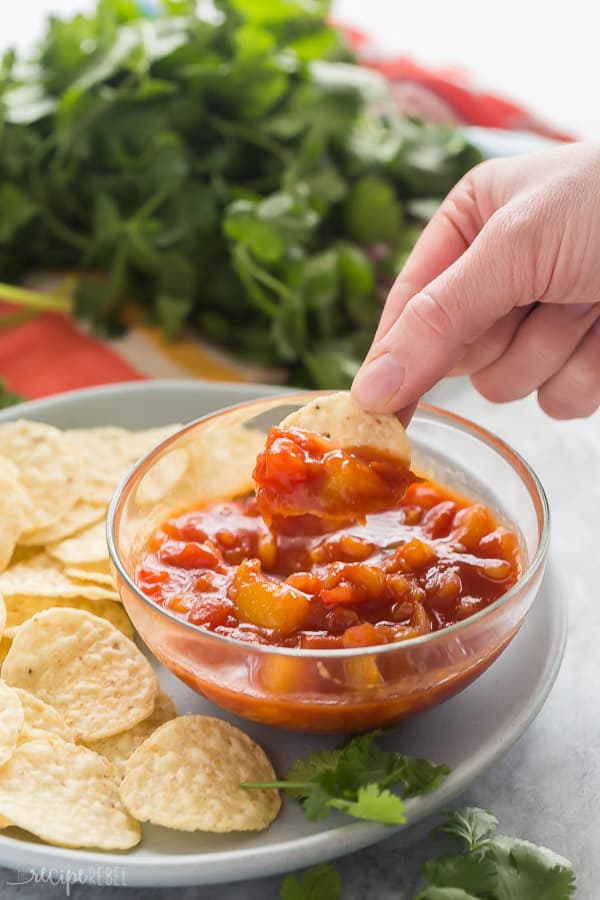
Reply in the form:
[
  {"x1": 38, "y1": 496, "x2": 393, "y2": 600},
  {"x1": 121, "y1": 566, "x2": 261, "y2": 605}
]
[{"x1": 107, "y1": 392, "x2": 550, "y2": 733}]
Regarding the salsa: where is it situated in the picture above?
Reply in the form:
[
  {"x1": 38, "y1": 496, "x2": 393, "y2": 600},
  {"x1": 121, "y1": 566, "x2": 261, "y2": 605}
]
[
  {"x1": 137, "y1": 432, "x2": 522, "y2": 650},
  {"x1": 253, "y1": 426, "x2": 414, "y2": 526}
]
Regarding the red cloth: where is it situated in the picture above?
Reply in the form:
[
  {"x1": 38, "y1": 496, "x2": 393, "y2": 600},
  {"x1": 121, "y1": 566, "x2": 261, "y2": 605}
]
[{"x1": 0, "y1": 309, "x2": 144, "y2": 398}]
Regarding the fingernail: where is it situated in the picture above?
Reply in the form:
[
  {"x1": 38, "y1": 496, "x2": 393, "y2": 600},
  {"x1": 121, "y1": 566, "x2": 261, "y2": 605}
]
[
  {"x1": 352, "y1": 352, "x2": 406, "y2": 409},
  {"x1": 563, "y1": 303, "x2": 595, "y2": 318}
]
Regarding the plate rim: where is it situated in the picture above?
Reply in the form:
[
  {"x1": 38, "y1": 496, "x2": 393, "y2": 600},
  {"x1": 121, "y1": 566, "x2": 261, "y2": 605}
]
[{"x1": 0, "y1": 380, "x2": 568, "y2": 886}]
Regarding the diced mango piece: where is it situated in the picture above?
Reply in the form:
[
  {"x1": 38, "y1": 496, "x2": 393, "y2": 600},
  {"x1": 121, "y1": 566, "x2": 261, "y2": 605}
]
[{"x1": 229, "y1": 560, "x2": 310, "y2": 635}]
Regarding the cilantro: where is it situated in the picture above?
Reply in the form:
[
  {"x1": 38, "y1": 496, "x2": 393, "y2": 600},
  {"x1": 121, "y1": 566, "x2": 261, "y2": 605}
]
[
  {"x1": 242, "y1": 729, "x2": 449, "y2": 825},
  {"x1": 280, "y1": 808, "x2": 576, "y2": 900},
  {"x1": 280, "y1": 863, "x2": 341, "y2": 900},
  {"x1": 416, "y1": 808, "x2": 576, "y2": 900},
  {"x1": 0, "y1": 380, "x2": 23, "y2": 409},
  {"x1": 0, "y1": 0, "x2": 482, "y2": 389}
]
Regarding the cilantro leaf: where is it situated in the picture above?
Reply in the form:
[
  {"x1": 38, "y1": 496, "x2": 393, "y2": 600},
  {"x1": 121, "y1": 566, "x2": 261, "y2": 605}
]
[
  {"x1": 280, "y1": 863, "x2": 342, "y2": 900},
  {"x1": 242, "y1": 729, "x2": 448, "y2": 825},
  {"x1": 490, "y1": 838, "x2": 576, "y2": 900},
  {"x1": 423, "y1": 850, "x2": 498, "y2": 897},
  {"x1": 329, "y1": 783, "x2": 406, "y2": 825},
  {"x1": 418, "y1": 809, "x2": 576, "y2": 900},
  {"x1": 439, "y1": 808, "x2": 499, "y2": 850}
]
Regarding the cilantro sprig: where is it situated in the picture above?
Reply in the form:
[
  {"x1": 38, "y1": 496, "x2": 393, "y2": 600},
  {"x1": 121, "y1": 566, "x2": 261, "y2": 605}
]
[
  {"x1": 280, "y1": 808, "x2": 576, "y2": 899},
  {"x1": 416, "y1": 807, "x2": 576, "y2": 900},
  {"x1": 280, "y1": 863, "x2": 342, "y2": 900},
  {"x1": 242, "y1": 729, "x2": 449, "y2": 825}
]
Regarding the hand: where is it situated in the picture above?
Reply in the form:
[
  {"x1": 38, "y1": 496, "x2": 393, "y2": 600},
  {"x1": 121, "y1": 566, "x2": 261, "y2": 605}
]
[{"x1": 352, "y1": 142, "x2": 600, "y2": 421}]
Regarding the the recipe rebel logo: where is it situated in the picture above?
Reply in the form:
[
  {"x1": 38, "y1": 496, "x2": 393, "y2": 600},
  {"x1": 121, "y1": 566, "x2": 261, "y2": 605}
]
[{"x1": 6, "y1": 865, "x2": 128, "y2": 895}]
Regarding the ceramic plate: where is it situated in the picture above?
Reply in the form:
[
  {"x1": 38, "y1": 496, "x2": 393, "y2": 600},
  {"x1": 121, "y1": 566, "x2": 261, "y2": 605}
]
[{"x1": 0, "y1": 381, "x2": 568, "y2": 887}]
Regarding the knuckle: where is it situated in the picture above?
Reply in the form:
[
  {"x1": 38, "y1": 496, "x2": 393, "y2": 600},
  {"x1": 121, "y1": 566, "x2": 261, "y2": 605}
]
[
  {"x1": 537, "y1": 389, "x2": 581, "y2": 420},
  {"x1": 405, "y1": 289, "x2": 457, "y2": 341},
  {"x1": 486, "y1": 199, "x2": 551, "y2": 300},
  {"x1": 471, "y1": 371, "x2": 526, "y2": 404},
  {"x1": 538, "y1": 361, "x2": 600, "y2": 419}
]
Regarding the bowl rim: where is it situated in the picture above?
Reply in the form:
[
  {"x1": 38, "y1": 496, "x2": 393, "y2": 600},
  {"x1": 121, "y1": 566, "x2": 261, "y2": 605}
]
[{"x1": 107, "y1": 392, "x2": 551, "y2": 658}]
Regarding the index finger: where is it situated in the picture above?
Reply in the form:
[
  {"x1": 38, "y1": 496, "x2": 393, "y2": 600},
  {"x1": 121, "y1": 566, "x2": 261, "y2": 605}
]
[{"x1": 373, "y1": 176, "x2": 484, "y2": 344}]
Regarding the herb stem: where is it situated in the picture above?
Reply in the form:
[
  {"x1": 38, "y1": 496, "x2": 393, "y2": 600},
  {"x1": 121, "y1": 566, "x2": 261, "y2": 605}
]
[
  {"x1": 208, "y1": 114, "x2": 293, "y2": 164},
  {"x1": 235, "y1": 245, "x2": 290, "y2": 304},
  {"x1": 241, "y1": 780, "x2": 311, "y2": 790},
  {"x1": 0, "y1": 282, "x2": 73, "y2": 313}
]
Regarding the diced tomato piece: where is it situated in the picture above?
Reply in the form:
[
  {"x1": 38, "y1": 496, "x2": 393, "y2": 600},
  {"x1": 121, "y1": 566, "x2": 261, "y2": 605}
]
[
  {"x1": 137, "y1": 566, "x2": 168, "y2": 586},
  {"x1": 384, "y1": 538, "x2": 437, "y2": 574},
  {"x1": 286, "y1": 572, "x2": 320, "y2": 594},
  {"x1": 158, "y1": 539, "x2": 223, "y2": 571},
  {"x1": 310, "y1": 534, "x2": 375, "y2": 564},
  {"x1": 343, "y1": 564, "x2": 387, "y2": 599},
  {"x1": 479, "y1": 527, "x2": 519, "y2": 562},
  {"x1": 320, "y1": 583, "x2": 365, "y2": 606},
  {"x1": 342, "y1": 623, "x2": 383, "y2": 649},
  {"x1": 423, "y1": 501, "x2": 457, "y2": 538},
  {"x1": 404, "y1": 483, "x2": 444, "y2": 509},
  {"x1": 189, "y1": 595, "x2": 233, "y2": 629},
  {"x1": 424, "y1": 568, "x2": 462, "y2": 611},
  {"x1": 387, "y1": 573, "x2": 411, "y2": 601}
]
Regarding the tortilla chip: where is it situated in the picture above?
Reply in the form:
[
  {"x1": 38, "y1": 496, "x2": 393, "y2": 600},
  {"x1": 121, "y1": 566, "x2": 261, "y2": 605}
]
[
  {"x1": 120, "y1": 715, "x2": 280, "y2": 832},
  {"x1": 0, "y1": 553, "x2": 119, "y2": 601},
  {"x1": 46, "y1": 521, "x2": 108, "y2": 567},
  {"x1": 0, "y1": 681, "x2": 23, "y2": 766},
  {"x1": 0, "y1": 736, "x2": 141, "y2": 849},
  {"x1": 2, "y1": 608, "x2": 157, "y2": 741},
  {"x1": 0, "y1": 458, "x2": 31, "y2": 572},
  {"x1": 18, "y1": 502, "x2": 106, "y2": 548},
  {"x1": 86, "y1": 689, "x2": 177, "y2": 774},
  {"x1": 3, "y1": 595, "x2": 133, "y2": 639},
  {"x1": 14, "y1": 689, "x2": 74, "y2": 742},
  {"x1": 0, "y1": 421, "x2": 82, "y2": 540},
  {"x1": 281, "y1": 391, "x2": 411, "y2": 465}
]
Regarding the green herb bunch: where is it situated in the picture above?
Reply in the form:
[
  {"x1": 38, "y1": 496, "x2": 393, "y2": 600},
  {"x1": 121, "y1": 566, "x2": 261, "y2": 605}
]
[{"x1": 0, "y1": 0, "x2": 481, "y2": 387}]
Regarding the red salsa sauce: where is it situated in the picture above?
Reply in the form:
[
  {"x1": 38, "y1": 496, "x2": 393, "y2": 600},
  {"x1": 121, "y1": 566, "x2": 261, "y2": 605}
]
[{"x1": 137, "y1": 428, "x2": 522, "y2": 650}]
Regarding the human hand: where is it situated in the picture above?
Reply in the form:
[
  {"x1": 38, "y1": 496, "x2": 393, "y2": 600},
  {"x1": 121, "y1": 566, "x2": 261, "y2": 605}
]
[{"x1": 352, "y1": 142, "x2": 600, "y2": 421}]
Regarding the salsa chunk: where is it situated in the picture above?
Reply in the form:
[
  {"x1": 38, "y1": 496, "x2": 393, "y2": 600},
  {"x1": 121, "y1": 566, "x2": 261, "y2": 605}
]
[{"x1": 253, "y1": 426, "x2": 414, "y2": 526}]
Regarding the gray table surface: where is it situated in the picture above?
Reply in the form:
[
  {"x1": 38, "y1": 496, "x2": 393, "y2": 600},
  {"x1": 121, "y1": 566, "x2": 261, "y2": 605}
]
[{"x1": 0, "y1": 377, "x2": 596, "y2": 899}]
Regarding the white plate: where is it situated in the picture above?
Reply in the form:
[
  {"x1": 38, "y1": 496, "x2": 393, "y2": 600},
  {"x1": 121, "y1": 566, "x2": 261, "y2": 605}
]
[{"x1": 0, "y1": 380, "x2": 568, "y2": 887}]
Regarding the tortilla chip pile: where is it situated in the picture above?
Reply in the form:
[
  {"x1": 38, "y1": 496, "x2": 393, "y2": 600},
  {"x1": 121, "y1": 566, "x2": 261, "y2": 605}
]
[{"x1": 0, "y1": 420, "x2": 280, "y2": 849}]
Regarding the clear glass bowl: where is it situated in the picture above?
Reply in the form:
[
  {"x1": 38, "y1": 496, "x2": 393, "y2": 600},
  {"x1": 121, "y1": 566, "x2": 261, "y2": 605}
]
[{"x1": 107, "y1": 393, "x2": 550, "y2": 733}]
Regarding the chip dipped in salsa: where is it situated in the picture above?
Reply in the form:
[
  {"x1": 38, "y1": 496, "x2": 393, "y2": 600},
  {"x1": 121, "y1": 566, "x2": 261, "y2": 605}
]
[{"x1": 136, "y1": 423, "x2": 522, "y2": 652}]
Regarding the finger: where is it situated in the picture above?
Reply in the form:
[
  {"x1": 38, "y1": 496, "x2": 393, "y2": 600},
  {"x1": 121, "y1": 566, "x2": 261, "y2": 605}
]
[
  {"x1": 450, "y1": 306, "x2": 532, "y2": 376},
  {"x1": 537, "y1": 322, "x2": 600, "y2": 418},
  {"x1": 373, "y1": 169, "x2": 485, "y2": 344},
  {"x1": 396, "y1": 401, "x2": 418, "y2": 429},
  {"x1": 472, "y1": 302, "x2": 600, "y2": 402},
  {"x1": 353, "y1": 207, "x2": 535, "y2": 413}
]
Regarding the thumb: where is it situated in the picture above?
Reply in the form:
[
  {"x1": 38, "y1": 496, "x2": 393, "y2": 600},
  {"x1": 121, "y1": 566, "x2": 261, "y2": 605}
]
[{"x1": 352, "y1": 211, "x2": 534, "y2": 413}]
